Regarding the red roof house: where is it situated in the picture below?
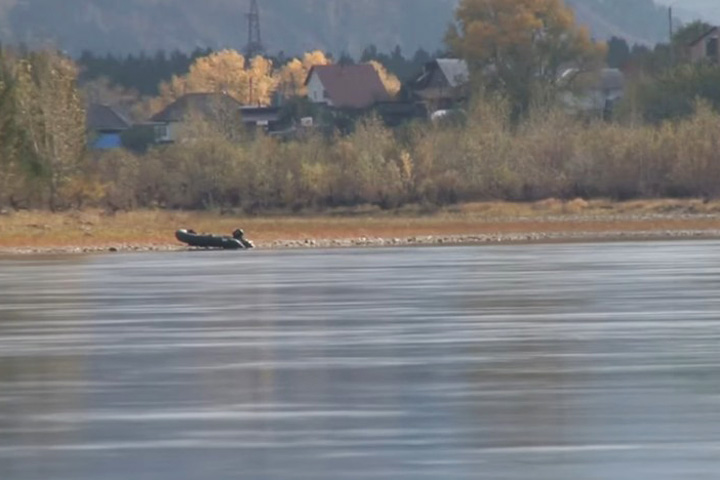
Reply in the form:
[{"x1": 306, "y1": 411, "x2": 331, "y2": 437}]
[{"x1": 304, "y1": 64, "x2": 391, "y2": 109}]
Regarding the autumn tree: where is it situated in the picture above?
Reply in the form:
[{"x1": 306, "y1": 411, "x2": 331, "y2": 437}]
[
  {"x1": 278, "y1": 50, "x2": 331, "y2": 97},
  {"x1": 13, "y1": 50, "x2": 87, "y2": 209},
  {"x1": 369, "y1": 60, "x2": 401, "y2": 97},
  {"x1": 81, "y1": 76, "x2": 142, "y2": 121},
  {"x1": 446, "y1": 0, "x2": 606, "y2": 113},
  {"x1": 0, "y1": 49, "x2": 28, "y2": 207},
  {"x1": 152, "y1": 49, "x2": 279, "y2": 111}
]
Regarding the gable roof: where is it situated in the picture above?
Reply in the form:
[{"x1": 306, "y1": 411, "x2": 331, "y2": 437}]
[
  {"x1": 305, "y1": 64, "x2": 391, "y2": 109},
  {"x1": 86, "y1": 103, "x2": 131, "y2": 132},
  {"x1": 689, "y1": 26, "x2": 719, "y2": 47},
  {"x1": 151, "y1": 92, "x2": 243, "y2": 123},
  {"x1": 559, "y1": 68, "x2": 625, "y2": 91},
  {"x1": 435, "y1": 59, "x2": 469, "y2": 88},
  {"x1": 408, "y1": 58, "x2": 470, "y2": 92}
]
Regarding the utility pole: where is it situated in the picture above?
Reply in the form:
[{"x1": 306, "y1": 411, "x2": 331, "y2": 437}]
[{"x1": 244, "y1": 0, "x2": 264, "y2": 61}]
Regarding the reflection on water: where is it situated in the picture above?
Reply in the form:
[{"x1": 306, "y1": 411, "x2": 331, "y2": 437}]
[{"x1": 1, "y1": 242, "x2": 720, "y2": 480}]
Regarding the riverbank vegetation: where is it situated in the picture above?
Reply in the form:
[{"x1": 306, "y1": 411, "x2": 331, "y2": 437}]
[
  {"x1": 1, "y1": 1, "x2": 720, "y2": 214},
  {"x1": 3, "y1": 90, "x2": 720, "y2": 212}
]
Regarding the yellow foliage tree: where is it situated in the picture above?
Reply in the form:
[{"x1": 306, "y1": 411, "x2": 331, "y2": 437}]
[
  {"x1": 14, "y1": 51, "x2": 87, "y2": 209},
  {"x1": 153, "y1": 49, "x2": 278, "y2": 110},
  {"x1": 278, "y1": 50, "x2": 331, "y2": 97},
  {"x1": 247, "y1": 55, "x2": 279, "y2": 105},
  {"x1": 446, "y1": 0, "x2": 606, "y2": 112},
  {"x1": 369, "y1": 60, "x2": 401, "y2": 97}
]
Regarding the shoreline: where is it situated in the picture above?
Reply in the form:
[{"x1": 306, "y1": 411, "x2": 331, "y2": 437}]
[
  {"x1": 2, "y1": 200, "x2": 720, "y2": 255},
  {"x1": 1, "y1": 228, "x2": 719, "y2": 256}
]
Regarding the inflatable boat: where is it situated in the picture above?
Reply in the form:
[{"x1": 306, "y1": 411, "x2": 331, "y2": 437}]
[{"x1": 175, "y1": 229, "x2": 254, "y2": 250}]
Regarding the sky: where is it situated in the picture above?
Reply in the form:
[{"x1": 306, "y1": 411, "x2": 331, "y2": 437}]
[{"x1": 652, "y1": 0, "x2": 720, "y2": 23}]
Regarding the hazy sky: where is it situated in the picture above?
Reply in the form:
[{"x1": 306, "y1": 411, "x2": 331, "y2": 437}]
[{"x1": 652, "y1": 0, "x2": 720, "y2": 23}]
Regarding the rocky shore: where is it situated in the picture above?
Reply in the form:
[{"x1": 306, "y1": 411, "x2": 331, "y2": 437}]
[{"x1": 2, "y1": 228, "x2": 719, "y2": 256}]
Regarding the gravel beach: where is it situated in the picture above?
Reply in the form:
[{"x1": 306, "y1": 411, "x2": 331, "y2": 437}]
[
  {"x1": 2, "y1": 222, "x2": 719, "y2": 255},
  {"x1": 2, "y1": 204, "x2": 720, "y2": 255}
]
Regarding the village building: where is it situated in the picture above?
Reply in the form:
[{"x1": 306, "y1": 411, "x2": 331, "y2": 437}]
[
  {"x1": 150, "y1": 92, "x2": 243, "y2": 143},
  {"x1": 149, "y1": 92, "x2": 280, "y2": 144},
  {"x1": 404, "y1": 58, "x2": 470, "y2": 110},
  {"x1": 689, "y1": 26, "x2": 720, "y2": 63},
  {"x1": 304, "y1": 64, "x2": 391, "y2": 110},
  {"x1": 559, "y1": 67, "x2": 626, "y2": 118},
  {"x1": 86, "y1": 103, "x2": 131, "y2": 149}
]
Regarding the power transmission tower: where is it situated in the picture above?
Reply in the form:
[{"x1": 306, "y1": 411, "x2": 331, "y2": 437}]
[{"x1": 244, "y1": 0, "x2": 264, "y2": 60}]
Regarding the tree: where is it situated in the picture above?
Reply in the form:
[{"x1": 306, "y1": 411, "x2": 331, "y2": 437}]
[
  {"x1": 0, "y1": 49, "x2": 27, "y2": 207},
  {"x1": 13, "y1": 50, "x2": 87, "y2": 210},
  {"x1": 619, "y1": 63, "x2": 720, "y2": 124},
  {"x1": 607, "y1": 37, "x2": 630, "y2": 69},
  {"x1": 278, "y1": 50, "x2": 331, "y2": 97},
  {"x1": 446, "y1": 0, "x2": 606, "y2": 113},
  {"x1": 246, "y1": 55, "x2": 279, "y2": 106},
  {"x1": 672, "y1": 21, "x2": 713, "y2": 50},
  {"x1": 369, "y1": 60, "x2": 401, "y2": 97},
  {"x1": 153, "y1": 49, "x2": 279, "y2": 110}
]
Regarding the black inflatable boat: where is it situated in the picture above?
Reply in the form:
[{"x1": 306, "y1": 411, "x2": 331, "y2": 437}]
[{"x1": 175, "y1": 229, "x2": 254, "y2": 250}]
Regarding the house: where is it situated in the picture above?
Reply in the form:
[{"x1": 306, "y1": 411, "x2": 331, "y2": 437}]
[
  {"x1": 149, "y1": 93, "x2": 282, "y2": 143},
  {"x1": 304, "y1": 64, "x2": 391, "y2": 109},
  {"x1": 239, "y1": 106, "x2": 281, "y2": 131},
  {"x1": 689, "y1": 26, "x2": 720, "y2": 63},
  {"x1": 404, "y1": 59, "x2": 470, "y2": 109},
  {"x1": 559, "y1": 68, "x2": 625, "y2": 118},
  {"x1": 86, "y1": 103, "x2": 131, "y2": 149},
  {"x1": 150, "y1": 92, "x2": 244, "y2": 143}
]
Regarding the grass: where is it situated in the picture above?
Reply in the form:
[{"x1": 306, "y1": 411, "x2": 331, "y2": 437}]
[{"x1": 1, "y1": 198, "x2": 720, "y2": 250}]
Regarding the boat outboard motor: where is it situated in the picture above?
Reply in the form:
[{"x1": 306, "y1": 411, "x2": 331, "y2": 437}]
[{"x1": 233, "y1": 228, "x2": 254, "y2": 249}]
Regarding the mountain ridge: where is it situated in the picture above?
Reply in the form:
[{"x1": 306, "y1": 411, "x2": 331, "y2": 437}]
[{"x1": 0, "y1": 0, "x2": 715, "y2": 57}]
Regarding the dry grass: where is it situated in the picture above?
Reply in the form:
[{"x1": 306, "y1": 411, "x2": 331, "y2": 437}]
[{"x1": 1, "y1": 198, "x2": 720, "y2": 250}]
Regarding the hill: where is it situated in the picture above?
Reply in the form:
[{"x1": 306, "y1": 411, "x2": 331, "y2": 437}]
[{"x1": 0, "y1": 0, "x2": 708, "y2": 57}]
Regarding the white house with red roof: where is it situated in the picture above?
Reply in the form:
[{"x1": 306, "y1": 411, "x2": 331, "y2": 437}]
[{"x1": 304, "y1": 64, "x2": 391, "y2": 109}]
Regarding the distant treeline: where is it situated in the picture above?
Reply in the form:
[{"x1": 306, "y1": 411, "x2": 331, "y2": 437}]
[
  {"x1": 77, "y1": 45, "x2": 437, "y2": 96},
  {"x1": 78, "y1": 48, "x2": 212, "y2": 96}
]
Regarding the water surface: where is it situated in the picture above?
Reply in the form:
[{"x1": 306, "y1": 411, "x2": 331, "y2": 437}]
[{"x1": 1, "y1": 241, "x2": 720, "y2": 479}]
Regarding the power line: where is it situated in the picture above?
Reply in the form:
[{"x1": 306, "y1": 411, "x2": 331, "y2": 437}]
[{"x1": 244, "y1": 0, "x2": 264, "y2": 60}]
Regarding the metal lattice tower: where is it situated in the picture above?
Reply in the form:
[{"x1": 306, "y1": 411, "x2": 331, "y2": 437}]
[{"x1": 244, "y1": 0, "x2": 264, "y2": 59}]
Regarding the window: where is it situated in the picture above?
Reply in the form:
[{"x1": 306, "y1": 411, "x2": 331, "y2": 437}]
[{"x1": 155, "y1": 124, "x2": 169, "y2": 141}]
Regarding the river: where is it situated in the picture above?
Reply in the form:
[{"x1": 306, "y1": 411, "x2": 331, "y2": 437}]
[{"x1": 1, "y1": 241, "x2": 719, "y2": 480}]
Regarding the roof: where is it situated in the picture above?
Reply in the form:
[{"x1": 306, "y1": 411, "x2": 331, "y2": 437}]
[
  {"x1": 689, "y1": 26, "x2": 719, "y2": 47},
  {"x1": 151, "y1": 93, "x2": 243, "y2": 123},
  {"x1": 86, "y1": 104, "x2": 130, "y2": 132},
  {"x1": 559, "y1": 68, "x2": 625, "y2": 91},
  {"x1": 305, "y1": 64, "x2": 391, "y2": 109},
  {"x1": 435, "y1": 59, "x2": 469, "y2": 88},
  {"x1": 407, "y1": 58, "x2": 470, "y2": 92}
]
